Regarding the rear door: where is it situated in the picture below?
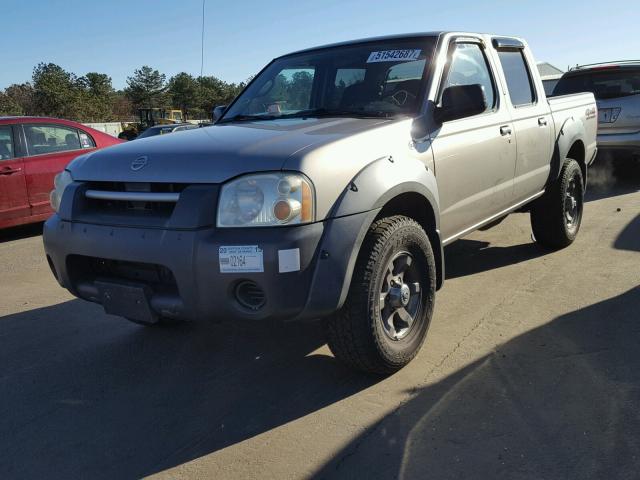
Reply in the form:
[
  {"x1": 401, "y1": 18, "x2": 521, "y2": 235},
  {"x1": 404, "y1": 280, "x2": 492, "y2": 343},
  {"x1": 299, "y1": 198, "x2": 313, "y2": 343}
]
[
  {"x1": 22, "y1": 123, "x2": 96, "y2": 216},
  {"x1": 430, "y1": 37, "x2": 517, "y2": 242},
  {"x1": 0, "y1": 124, "x2": 30, "y2": 224},
  {"x1": 491, "y1": 41, "x2": 554, "y2": 202}
]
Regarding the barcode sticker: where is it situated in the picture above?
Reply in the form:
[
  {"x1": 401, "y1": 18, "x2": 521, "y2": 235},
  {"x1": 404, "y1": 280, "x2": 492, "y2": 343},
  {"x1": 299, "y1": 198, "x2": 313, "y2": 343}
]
[
  {"x1": 219, "y1": 246, "x2": 264, "y2": 273},
  {"x1": 367, "y1": 49, "x2": 422, "y2": 63}
]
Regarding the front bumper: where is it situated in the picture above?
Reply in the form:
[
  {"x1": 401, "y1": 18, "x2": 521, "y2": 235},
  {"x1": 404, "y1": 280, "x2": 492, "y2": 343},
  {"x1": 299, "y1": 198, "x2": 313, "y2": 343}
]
[{"x1": 43, "y1": 210, "x2": 377, "y2": 323}]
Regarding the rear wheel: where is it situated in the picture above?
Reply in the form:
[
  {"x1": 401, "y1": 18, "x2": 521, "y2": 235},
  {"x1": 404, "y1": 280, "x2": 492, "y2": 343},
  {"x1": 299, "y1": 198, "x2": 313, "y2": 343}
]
[
  {"x1": 326, "y1": 215, "x2": 436, "y2": 374},
  {"x1": 531, "y1": 158, "x2": 584, "y2": 249}
]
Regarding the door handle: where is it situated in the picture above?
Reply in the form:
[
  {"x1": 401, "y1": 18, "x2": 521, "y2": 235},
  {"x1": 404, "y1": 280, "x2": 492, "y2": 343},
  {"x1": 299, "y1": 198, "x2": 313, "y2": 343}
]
[
  {"x1": 0, "y1": 167, "x2": 22, "y2": 175},
  {"x1": 538, "y1": 117, "x2": 548, "y2": 126},
  {"x1": 500, "y1": 126, "x2": 512, "y2": 136}
]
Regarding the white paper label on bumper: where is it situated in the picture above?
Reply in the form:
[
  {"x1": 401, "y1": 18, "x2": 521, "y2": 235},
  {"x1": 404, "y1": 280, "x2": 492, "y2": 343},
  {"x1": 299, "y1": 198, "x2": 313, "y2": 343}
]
[
  {"x1": 278, "y1": 248, "x2": 300, "y2": 273},
  {"x1": 219, "y1": 245, "x2": 264, "y2": 273}
]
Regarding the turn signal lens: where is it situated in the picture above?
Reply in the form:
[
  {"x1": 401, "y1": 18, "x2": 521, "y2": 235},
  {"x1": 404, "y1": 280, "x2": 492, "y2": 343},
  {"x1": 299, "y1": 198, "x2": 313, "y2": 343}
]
[
  {"x1": 301, "y1": 180, "x2": 312, "y2": 222},
  {"x1": 273, "y1": 198, "x2": 301, "y2": 222}
]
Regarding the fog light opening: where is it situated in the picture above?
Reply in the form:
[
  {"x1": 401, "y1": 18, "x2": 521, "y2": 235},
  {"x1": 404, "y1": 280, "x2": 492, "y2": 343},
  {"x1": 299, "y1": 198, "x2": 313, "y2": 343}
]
[{"x1": 234, "y1": 280, "x2": 266, "y2": 311}]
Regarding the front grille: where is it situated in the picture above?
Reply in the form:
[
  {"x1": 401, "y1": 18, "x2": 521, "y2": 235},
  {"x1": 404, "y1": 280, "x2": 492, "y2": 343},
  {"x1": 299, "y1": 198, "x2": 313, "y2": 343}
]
[
  {"x1": 83, "y1": 182, "x2": 187, "y2": 217},
  {"x1": 67, "y1": 255, "x2": 178, "y2": 291}
]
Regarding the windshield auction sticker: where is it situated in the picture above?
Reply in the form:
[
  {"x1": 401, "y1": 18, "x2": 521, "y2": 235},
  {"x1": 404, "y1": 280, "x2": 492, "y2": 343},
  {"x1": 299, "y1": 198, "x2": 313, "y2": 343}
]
[
  {"x1": 366, "y1": 49, "x2": 422, "y2": 63},
  {"x1": 219, "y1": 245, "x2": 264, "y2": 273}
]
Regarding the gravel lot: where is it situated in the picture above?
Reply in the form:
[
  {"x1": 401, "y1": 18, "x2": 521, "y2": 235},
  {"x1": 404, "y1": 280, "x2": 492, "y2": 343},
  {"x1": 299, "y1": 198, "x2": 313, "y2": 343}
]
[{"x1": 0, "y1": 161, "x2": 638, "y2": 480}]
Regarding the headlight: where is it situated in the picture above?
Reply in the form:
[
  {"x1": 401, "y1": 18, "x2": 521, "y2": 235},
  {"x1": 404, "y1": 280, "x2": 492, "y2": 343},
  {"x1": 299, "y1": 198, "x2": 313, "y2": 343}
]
[
  {"x1": 49, "y1": 170, "x2": 74, "y2": 212},
  {"x1": 217, "y1": 172, "x2": 314, "y2": 227}
]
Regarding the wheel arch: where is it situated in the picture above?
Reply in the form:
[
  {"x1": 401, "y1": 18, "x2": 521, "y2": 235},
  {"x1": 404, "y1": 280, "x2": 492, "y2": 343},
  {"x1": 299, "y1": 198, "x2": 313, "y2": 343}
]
[
  {"x1": 550, "y1": 117, "x2": 588, "y2": 188},
  {"x1": 296, "y1": 158, "x2": 444, "y2": 320},
  {"x1": 375, "y1": 192, "x2": 444, "y2": 290},
  {"x1": 331, "y1": 156, "x2": 443, "y2": 293},
  {"x1": 567, "y1": 139, "x2": 587, "y2": 185}
]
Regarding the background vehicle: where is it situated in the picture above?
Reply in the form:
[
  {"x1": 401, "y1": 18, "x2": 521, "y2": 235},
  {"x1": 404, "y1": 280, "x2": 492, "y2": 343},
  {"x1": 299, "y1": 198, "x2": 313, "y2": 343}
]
[
  {"x1": 118, "y1": 108, "x2": 186, "y2": 140},
  {"x1": 0, "y1": 117, "x2": 121, "y2": 229},
  {"x1": 44, "y1": 32, "x2": 597, "y2": 374},
  {"x1": 553, "y1": 61, "x2": 640, "y2": 161},
  {"x1": 138, "y1": 108, "x2": 184, "y2": 126},
  {"x1": 135, "y1": 123, "x2": 198, "y2": 139}
]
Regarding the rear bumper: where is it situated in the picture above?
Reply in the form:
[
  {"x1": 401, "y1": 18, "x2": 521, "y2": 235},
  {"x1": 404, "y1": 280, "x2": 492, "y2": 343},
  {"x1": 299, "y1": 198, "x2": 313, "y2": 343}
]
[
  {"x1": 597, "y1": 130, "x2": 640, "y2": 155},
  {"x1": 43, "y1": 210, "x2": 377, "y2": 322}
]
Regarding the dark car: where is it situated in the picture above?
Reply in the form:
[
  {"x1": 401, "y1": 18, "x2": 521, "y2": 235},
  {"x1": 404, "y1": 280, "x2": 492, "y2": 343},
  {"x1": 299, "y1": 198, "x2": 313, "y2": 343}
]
[
  {"x1": 135, "y1": 123, "x2": 198, "y2": 140},
  {"x1": 0, "y1": 116, "x2": 122, "y2": 229}
]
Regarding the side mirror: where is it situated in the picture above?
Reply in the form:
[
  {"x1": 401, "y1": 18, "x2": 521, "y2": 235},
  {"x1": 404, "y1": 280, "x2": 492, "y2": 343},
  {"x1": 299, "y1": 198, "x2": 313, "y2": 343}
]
[
  {"x1": 435, "y1": 84, "x2": 487, "y2": 123},
  {"x1": 212, "y1": 105, "x2": 227, "y2": 121}
]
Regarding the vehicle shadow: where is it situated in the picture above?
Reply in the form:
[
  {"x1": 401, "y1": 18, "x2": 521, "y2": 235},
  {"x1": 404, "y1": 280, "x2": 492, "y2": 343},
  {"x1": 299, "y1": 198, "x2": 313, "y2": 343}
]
[
  {"x1": 0, "y1": 300, "x2": 378, "y2": 479},
  {"x1": 0, "y1": 222, "x2": 43, "y2": 243},
  {"x1": 444, "y1": 239, "x2": 548, "y2": 279},
  {"x1": 313, "y1": 286, "x2": 640, "y2": 479},
  {"x1": 614, "y1": 214, "x2": 640, "y2": 252}
]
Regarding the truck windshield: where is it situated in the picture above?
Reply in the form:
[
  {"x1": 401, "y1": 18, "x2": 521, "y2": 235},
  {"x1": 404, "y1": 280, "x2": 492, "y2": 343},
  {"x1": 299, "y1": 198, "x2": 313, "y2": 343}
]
[
  {"x1": 553, "y1": 68, "x2": 640, "y2": 99},
  {"x1": 221, "y1": 38, "x2": 437, "y2": 122}
]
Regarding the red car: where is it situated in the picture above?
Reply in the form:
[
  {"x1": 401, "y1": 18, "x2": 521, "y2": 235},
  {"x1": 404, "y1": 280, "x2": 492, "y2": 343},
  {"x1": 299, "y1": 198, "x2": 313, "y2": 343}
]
[{"x1": 0, "y1": 117, "x2": 122, "y2": 229}]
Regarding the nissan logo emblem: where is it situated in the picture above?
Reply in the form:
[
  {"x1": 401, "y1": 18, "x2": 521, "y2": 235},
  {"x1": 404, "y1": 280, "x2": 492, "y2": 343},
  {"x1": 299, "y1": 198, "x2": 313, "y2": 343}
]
[{"x1": 131, "y1": 156, "x2": 148, "y2": 171}]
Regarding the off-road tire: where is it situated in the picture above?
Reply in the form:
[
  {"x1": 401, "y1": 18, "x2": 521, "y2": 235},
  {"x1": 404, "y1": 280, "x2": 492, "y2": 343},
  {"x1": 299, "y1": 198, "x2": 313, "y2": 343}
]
[
  {"x1": 531, "y1": 158, "x2": 584, "y2": 249},
  {"x1": 326, "y1": 215, "x2": 436, "y2": 374}
]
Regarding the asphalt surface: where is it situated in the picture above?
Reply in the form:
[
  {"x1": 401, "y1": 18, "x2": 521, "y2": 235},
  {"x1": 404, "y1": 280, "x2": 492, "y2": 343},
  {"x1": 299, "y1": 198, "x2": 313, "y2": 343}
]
[{"x1": 0, "y1": 161, "x2": 638, "y2": 480}]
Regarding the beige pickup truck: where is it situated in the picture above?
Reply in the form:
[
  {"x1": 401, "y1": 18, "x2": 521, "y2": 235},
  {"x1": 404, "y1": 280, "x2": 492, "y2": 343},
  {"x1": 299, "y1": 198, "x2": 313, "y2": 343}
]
[{"x1": 44, "y1": 32, "x2": 597, "y2": 374}]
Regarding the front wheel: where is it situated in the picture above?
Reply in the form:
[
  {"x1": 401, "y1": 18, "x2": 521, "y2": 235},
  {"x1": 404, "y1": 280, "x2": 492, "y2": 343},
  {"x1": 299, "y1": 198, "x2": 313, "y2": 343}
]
[
  {"x1": 326, "y1": 215, "x2": 436, "y2": 374},
  {"x1": 530, "y1": 158, "x2": 584, "y2": 249}
]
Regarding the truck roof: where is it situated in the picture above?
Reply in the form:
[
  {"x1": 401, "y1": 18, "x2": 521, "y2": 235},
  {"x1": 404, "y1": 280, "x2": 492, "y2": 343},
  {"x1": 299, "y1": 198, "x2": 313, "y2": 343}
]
[
  {"x1": 280, "y1": 32, "x2": 525, "y2": 58},
  {"x1": 282, "y1": 31, "x2": 446, "y2": 57}
]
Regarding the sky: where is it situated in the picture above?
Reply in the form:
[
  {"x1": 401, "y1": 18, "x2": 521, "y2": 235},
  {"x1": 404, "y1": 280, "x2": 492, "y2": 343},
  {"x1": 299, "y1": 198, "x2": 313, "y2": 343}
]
[{"x1": 2, "y1": 0, "x2": 639, "y2": 90}]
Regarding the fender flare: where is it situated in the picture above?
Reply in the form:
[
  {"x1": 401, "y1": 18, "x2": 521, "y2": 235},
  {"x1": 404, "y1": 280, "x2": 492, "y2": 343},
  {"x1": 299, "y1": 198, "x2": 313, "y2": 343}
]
[
  {"x1": 296, "y1": 157, "x2": 443, "y2": 320},
  {"x1": 330, "y1": 155, "x2": 440, "y2": 223},
  {"x1": 548, "y1": 116, "x2": 586, "y2": 187}
]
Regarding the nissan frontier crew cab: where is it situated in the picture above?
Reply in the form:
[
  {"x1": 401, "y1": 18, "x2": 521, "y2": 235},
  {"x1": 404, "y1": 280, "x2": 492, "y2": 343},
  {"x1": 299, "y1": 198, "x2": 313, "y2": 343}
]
[{"x1": 44, "y1": 32, "x2": 597, "y2": 374}]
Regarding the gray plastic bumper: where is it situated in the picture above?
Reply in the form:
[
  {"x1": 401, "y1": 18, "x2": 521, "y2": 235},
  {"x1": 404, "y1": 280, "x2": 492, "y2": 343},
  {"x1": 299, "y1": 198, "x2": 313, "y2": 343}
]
[{"x1": 43, "y1": 210, "x2": 377, "y2": 322}]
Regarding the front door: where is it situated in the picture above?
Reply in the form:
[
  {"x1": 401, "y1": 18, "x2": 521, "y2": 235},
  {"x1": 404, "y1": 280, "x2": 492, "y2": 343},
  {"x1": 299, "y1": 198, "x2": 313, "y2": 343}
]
[
  {"x1": 430, "y1": 40, "x2": 517, "y2": 243},
  {"x1": 0, "y1": 125, "x2": 29, "y2": 225}
]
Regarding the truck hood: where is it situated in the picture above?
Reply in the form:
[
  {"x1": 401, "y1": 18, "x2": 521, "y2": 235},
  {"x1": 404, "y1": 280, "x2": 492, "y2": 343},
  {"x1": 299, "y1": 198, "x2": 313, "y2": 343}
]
[{"x1": 68, "y1": 117, "x2": 391, "y2": 183}]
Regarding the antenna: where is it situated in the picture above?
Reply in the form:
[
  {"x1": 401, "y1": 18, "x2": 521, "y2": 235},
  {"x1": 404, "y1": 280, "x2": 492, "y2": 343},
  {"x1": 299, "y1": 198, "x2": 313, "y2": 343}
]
[{"x1": 200, "y1": 0, "x2": 206, "y2": 79}]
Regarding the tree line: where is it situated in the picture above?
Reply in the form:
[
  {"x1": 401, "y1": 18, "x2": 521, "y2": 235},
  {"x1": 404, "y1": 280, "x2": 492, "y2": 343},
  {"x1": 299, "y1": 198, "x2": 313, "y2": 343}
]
[{"x1": 0, "y1": 63, "x2": 249, "y2": 122}]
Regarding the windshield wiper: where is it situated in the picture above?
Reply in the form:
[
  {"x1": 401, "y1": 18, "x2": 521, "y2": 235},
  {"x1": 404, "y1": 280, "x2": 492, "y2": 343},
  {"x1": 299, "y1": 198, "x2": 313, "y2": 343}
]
[
  {"x1": 281, "y1": 108, "x2": 404, "y2": 119},
  {"x1": 220, "y1": 109, "x2": 406, "y2": 123},
  {"x1": 218, "y1": 114, "x2": 279, "y2": 123}
]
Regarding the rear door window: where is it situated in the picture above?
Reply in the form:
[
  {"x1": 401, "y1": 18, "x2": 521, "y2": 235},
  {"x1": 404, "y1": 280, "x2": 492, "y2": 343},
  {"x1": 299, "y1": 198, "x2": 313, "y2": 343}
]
[
  {"x1": 0, "y1": 126, "x2": 14, "y2": 160},
  {"x1": 497, "y1": 50, "x2": 536, "y2": 106},
  {"x1": 553, "y1": 69, "x2": 640, "y2": 99},
  {"x1": 24, "y1": 124, "x2": 85, "y2": 155}
]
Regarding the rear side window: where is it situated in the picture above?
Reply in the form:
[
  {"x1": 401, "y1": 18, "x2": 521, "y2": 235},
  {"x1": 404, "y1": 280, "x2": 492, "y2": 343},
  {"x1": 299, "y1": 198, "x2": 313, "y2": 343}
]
[
  {"x1": 24, "y1": 124, "x2": 87, "y2": 155},
  {"x1": 79, "y1": 131, "x2": 96, "y2": 148},
  {"x1": 497, "y1": 50, "x2": 536, "y2": 106},
  {"x1": 0, "y1": 126, "x2": 14, "y2": 160},
  {"x1": 553, "y1": 69, "x2": 640, "y2": 99},
  {"x1": 442, "y1": 42, "x2": 496, "y2": 111}
]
